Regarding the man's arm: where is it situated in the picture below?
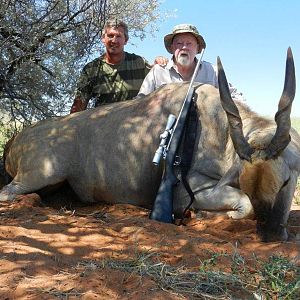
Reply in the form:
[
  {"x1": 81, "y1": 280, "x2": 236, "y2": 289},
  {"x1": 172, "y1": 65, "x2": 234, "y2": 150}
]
[
  {"x1": 136, "y1": 66, "x2": 157, "y2": 97},
  {"x1": 70, "y1": 62, "x2": 94, "y2": 114},
  {"x1": 228, "y1": 82, "x2": 246, "y2": 101},
  {"x1": 213, "y1": 63, "x2": 246, "y2": 101}
]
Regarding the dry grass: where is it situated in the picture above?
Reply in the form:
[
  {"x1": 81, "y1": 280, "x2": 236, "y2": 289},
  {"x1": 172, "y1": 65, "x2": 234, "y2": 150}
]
[{"x1": 77, "y1": 249, "x2": 300, "y2": 300}]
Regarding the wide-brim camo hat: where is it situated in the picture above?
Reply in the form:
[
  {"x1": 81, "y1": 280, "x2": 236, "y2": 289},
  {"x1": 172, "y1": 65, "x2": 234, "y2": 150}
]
[{"x1": 164, "y1": 24, "x2": 206, "y2": 54}]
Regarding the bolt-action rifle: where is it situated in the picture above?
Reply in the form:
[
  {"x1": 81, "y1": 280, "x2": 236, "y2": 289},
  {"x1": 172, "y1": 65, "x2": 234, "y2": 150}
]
[{"x1": 149, "y1": 49, "x2": 205, "y2": 223}]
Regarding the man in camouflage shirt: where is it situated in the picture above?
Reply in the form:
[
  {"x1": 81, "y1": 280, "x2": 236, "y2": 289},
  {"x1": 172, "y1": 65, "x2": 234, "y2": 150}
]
[{"x1": 70, "y1": 19, "x2": 152, "y2": 113}]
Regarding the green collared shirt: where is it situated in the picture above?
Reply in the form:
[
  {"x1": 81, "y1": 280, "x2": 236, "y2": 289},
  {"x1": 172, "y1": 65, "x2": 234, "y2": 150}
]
[{"x1": 76, "y1": 52, "x2": 151, "y2": 107}]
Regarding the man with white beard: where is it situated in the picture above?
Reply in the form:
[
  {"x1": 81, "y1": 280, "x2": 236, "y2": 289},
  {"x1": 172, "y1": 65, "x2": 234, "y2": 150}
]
[{"x1": 137, "y1": 24, "x2": 243, "y2": 100}]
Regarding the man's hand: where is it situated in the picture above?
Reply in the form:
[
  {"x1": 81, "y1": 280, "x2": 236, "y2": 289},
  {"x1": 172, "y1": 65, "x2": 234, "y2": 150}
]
[
  {"x1": 153, "y1": 56, "x2": 168, "y2": 66},
  {"x1": 70, "y1": 97, "x2": 87, "y2": 114}
]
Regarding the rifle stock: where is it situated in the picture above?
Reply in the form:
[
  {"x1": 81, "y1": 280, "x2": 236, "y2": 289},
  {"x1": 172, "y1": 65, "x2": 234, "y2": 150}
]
[{"x1": 149, "y1": 154, "x2": 179, "y2": 222}]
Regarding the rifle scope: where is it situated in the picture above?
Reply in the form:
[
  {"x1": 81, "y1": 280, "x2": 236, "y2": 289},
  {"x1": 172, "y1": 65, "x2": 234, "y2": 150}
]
[{"x1": 152, "y1": 114, "x2": 176, "y2": 165}]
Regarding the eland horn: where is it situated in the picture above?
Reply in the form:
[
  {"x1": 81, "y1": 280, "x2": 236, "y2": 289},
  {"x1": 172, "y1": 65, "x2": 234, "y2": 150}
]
[
  {"x1": 217, "y1": 56, "x2": 254, "y2": 161},
  {"x1": 265, "y1": 47, "x2": 296, "y2": 159}
]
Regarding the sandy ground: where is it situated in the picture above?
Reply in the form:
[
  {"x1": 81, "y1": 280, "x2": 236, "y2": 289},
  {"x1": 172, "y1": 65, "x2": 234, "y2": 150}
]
[{"x1": 0, "y1": 191, "x2": 299, "y2": 299}]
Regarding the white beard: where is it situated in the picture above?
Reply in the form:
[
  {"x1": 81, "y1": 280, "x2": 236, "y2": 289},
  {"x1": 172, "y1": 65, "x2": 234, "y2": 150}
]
[{"x1": 177, "y1": 54, "x2": 191, "y2": 66}]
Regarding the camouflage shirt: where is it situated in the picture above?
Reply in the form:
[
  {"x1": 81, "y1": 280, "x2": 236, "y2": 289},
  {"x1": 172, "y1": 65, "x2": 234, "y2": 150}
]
[{"x1": 76, "y1": 52, "x2": 151, "y2": 107}]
